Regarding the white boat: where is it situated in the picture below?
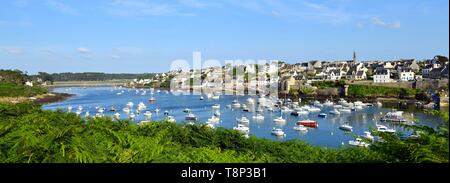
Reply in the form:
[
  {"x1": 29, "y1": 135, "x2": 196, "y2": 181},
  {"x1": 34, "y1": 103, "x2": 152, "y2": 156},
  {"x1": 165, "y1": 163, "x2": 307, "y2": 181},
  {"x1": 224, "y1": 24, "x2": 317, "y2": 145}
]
[
  {"x1": 114, "y1": 112, "x2": 120, "y2": 119},
  {"x1": 273, "y1": 116, "x2": 286, "y2": 123},
  {"x1": 84, "y1": 111, "x2": 90, "y2": 118},
  {"x1": 212, "y1": 104, "x2": 220, "y2": 109},
  {"x1": 380, "y1": 111, "x2": 407, "y2": 123},
  {"x1": 329, "y1": 109, "x2": 340, "y2": 115},
  {"x1": 233, "y1": 124, "x2": 250, "y2": 134},
  {"x1": 200, "y1": 96, "x2": 204, "y2": 100},
  {"x1": 307, "y1": 106, "x2": 321, "y2": 113},
  {"x1": 362, "y1": 131, "x2": 374, "y2": 141},
  {"x1": 214, "y1": 111, "x2": 221, "y2": 117},
  {"x1": 293, "y1": 125, "x2": 308, "y2": 131},
  {"x1": 144, "y1": 111, "x2": 152, "y2": 118},
  {"x1": 123, "y1": 107, "x2": 131, "y2": 113},
  {"x1": 129, "y1": 113, "x2": 136, "y2": 119},
  {"x1": 126, "y1": 102, "x2": 134, "y2": 108},
  {"x1": 339, "y1": 108, "x2": 351, "y2": 113},
  {"x1": 211, "y1": 95, "x2": 220, "y2": 100},
  {"x1": 349, "y1": 138, "x2": 370, "y2": 148},
  {"x1": 323, "y1": 100, "x2": 334, "y2": 106},
  {"x1": 271, "y1": 128, "x2": 286, "y2": 136},
  {"x1": 137, "y1": 102, "x2": 147, "y2": 111},
  {"x1": 94, "y1": 113, "x2": 104, "y2": 118},
  {"x1": 165, "y1": 116, "x2": 176, "y2": 123},
  {"x1": 376, "y1": 124, "x2": 396, "y2": 133},
  {"x1": 281, "y1": 106, "x2": 293, "y2": 113},
  {"x1": 355, "y1": 105, "x2": 364, "y2": 110},
  {"x1": 231, "y1": 99, "x2": 241, "y2": 108},
  {"x1": 236, "y1": 117, "x2": 250, "y2": 124},
  {"x1": 339, "y1": 124, "x2": 353, "y2": 132},
  {"x1": 376, "y1": 101, "x2": 382, "y2": 107},
  {"x1": 67, "y1": 106, "x2": 73, "y2": 112},
  {"x1": 185, "y1": 113, "x2": 198, "y2": 121},
  {"x1": 97, "y1": 107, "x2": 105, "y2": 113},
  {"x1": 333, "y1": 104, "x2": 343, "y2": 109},
  {"x1": 77, "y1": 106, "x2": 83, "y2": 111},
  {"x1": 247, "y1": 98, "x2": 255, "y2": 104},
  {"x1": 154, "y1": 108, "x2": 160, "y2": 113},
  {"x1": 75, "y1": 110, "x2": 82, "y2": 116},
  {"x1": 182, "y1": 108, "x2": 191, "y2": 113},
  {"x1": 208, "y1": 116, "x2": 220, "y2": 123},
  {"x1": 252, "y1": 114, "x2": 265, "y2": 120}
]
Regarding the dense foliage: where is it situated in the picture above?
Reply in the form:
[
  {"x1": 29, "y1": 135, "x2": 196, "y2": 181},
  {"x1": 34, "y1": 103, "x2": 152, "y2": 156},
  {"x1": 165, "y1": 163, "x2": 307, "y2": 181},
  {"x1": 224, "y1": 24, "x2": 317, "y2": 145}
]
[
  {"x1": 348, "y1": 84, "x2": 419, "y2": 98},
  {"x1": 0, "y1": 69, "x2": 28, "y2": 85},
  {"x1": 0, "y1": 103, "x2": 447, "y2": 163}
]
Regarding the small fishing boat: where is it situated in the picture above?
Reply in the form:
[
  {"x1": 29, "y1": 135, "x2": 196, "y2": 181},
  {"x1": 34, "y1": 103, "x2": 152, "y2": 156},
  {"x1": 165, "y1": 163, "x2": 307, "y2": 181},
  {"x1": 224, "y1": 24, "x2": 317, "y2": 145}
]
[
  {"x1": 144, "y1": 111, "x2": 152, "y2": 118},
  {"x1": 318, "y1": 113, "x2": 327, "y2": 118},
  {"x1": 182, "y1": 108, "x2": 191, "y2": 113},
  {"x1": 114, "y1": 112, "x2": 120, "y2": 119},
  {"x1": 110, "y1": 106, "x2": 117, "y2": 112},
  {"x1": 126, "y1": 102, "x2": 134, "y2": 108},
  {"x1": 271, "y1": 128, "x2": 286, "y2": 136},
  {"x1": 164, "y1": 110, "x2": 169, "y2": 115},
  {"x1": 148, "y1": 97, "x2": 156, "y2": 102},
  {"x1": 297, "y1": 120, "x2": 318, "y2": 128},
  {"x1": 212, "y1": 104, "x2": 221, "y2": 109},
  {"x1": 252, "y1": 114, "x2": 265, "y2": 120},
  {"x1": 323, "y1": 99, "x2": 334, "y2": 106},
  {"x1": 185, "y1": 113, "x2": 198, "y2": 121},
  {"x1": 200, "y1": 96, "x2": 204, "y2": 100},
  {"x1": 293, "y1": 124, "x2": 308, "y2": 131},
  {"x1": 273, "y1": 116, "x2": 286, "y2": 123},
  {"x1": 348, "y1": 138, "x2": 370, "y2": 148},
  {"x1": 329, "y1": 109, "x2": 340, "y2": 115},
  {"x1": 214, "y1": 111, "x2": 221, "y2": 117},
  {"x1": 123, "y1": 107, "x2": 131, "y2": 113},
  {"x1": 339, "y1": 108, "x2": 351, "y2": 113},
  {"x1": 165, "y1": 116, "x2": 176, "y2": 123},
  {"x1": 362, "y1": 131, "x2": 374, "y2": 141},
  {"x1": 339, "y1": 124, "x2": 353, "y2": 132},
  {"x1": 208, "y1": 116, "x2": 220, "y2": 123},
  {"x1": 129, "y1": 113, "x2": 136, "y2": 119},
  {"x1": 376, "y1": 124, "x2": 396, "y2": 133},
  {"x1": 236, "y1": 117, "x2": 250, "y2": 124},
  {"x1": 242, "y1": 105, "x2": 250, "y2": 112},
  {"x1": 233, "y1": 124, "x2": 250, "y2": 134}
]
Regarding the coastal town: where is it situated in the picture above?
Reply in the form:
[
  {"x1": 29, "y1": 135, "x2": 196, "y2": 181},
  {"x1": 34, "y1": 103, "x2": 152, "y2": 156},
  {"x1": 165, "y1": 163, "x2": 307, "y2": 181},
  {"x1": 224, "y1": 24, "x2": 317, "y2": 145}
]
[{"x1": 124, "y1": 53, "x2": 449, "y2": 109}]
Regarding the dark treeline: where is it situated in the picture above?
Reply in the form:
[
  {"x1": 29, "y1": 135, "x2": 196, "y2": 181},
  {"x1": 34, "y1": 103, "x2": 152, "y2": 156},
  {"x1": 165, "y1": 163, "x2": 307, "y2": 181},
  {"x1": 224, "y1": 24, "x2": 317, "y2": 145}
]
[{"x1": 31, "y1": 72, "x2": 157, "y2": 82}]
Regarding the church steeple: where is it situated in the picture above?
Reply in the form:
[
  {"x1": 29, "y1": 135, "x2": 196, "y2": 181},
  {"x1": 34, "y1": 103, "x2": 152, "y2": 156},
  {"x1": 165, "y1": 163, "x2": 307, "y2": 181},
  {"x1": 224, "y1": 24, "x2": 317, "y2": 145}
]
[{"x1": 353, "y1": 51, "x2": 357, "y2": 64}]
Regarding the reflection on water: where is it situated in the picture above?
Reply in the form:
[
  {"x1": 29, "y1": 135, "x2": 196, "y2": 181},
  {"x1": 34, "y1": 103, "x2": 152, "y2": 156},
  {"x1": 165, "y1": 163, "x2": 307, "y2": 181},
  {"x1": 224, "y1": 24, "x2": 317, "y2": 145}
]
[{"x1": 43, "y1": 87, "x2": 444, "y2": 148}]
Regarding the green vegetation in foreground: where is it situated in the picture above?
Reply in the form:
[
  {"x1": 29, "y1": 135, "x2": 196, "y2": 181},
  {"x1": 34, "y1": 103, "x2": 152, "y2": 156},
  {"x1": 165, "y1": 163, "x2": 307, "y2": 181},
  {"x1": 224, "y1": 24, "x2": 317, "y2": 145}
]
[
  {"x1": 0, "y1": 103, "x2": 448, "y2": 163},
  {"x1": 0, "y1": 82, "x2": 48, "y2": 97},
  {"x1": 312, "y1": 80, "x2": 346, "y2": 89},
  {"x1": 348, "y1": 84, "x2": 419, "y2": 98}
]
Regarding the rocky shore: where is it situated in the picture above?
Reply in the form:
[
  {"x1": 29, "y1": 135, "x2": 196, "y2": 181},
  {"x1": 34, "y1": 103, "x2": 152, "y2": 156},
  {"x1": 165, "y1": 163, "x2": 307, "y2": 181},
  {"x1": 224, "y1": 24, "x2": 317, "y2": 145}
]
[{"x1": 32, "y1": 92, "x2": 75, "y2": 105}]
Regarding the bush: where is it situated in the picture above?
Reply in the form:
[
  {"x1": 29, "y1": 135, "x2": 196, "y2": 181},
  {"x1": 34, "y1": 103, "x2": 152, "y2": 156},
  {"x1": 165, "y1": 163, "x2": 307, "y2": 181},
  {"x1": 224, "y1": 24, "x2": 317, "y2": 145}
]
[{"x1": 0, "y1": 82, "x2": 48, "y2": 97}]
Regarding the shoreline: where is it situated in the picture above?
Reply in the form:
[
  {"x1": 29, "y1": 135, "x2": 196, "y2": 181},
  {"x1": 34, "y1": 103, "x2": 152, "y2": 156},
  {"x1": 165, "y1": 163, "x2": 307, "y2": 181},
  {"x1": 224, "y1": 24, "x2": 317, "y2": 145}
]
[{"x1": 32, "y1": 92, "x2": 75, "y2": 105}]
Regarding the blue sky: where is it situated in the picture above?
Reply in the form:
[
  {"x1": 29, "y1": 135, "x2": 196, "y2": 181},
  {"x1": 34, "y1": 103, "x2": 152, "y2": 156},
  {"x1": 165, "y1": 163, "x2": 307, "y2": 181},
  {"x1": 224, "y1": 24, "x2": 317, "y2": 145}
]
[{"x1": 0, "y1": 0, "x2": 448, "y2": 74}]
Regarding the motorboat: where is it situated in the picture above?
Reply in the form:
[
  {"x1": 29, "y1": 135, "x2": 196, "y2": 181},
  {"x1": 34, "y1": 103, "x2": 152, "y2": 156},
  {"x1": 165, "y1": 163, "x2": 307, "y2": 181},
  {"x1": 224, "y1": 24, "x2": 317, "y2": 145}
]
[
  {"x1": 185, "y1": 113, "x2": 198, "y2": 121},
  {"x1": 271, "y1": 128, "x2": 286, "y2": 136},
  {"x1": 339, "y1": 108, "x2": 351, "y2": 113},
  {"x1": 129, "y1": 113, "x2": 136, "y2": 119},
  {"x1": 339, "y1": 124, "x2": 353, "y2": 132},
  {"x1": 233, "y1": 124, "x2": 250, "y2": 134},
  {"x1": 376, "y1": 124, "x2": 396, "y2": 133},
  {"x1": 318, "y1": 113, "x2": 327, "y2": 118},
  {"x1": 110, "y1": 106, "x2": 117, "y2": 112},
  {"x1": 114, "y1": 112, "x2": 120, "y2": 119},
  {"x1": 148, "y1": 97, "x2": 156, "y2": 102},
  {"x1": 273, "y1": 116, "x2": 286, "y2": 123},
  {"x1": 242, "y1": 105, "x2": 250, "y2": 112},
  {"x1": 333, "y1": 104, "x2": 343, "y2": 109},
  {"x1": 323, "y1": 100, "x2": 334, "y2": 106},
  {"x1": 97, "y1": 107, "x2": 105, "y2": 113},
  {"x1": 329, "y1": 109, "x2": 340, "y2": 115},
  {"x1": 355, "y1": 105, "x2": 364, "y2": 110},
  {"x1": 376, "y1": 101, "x2": 383, "y2": 107},
  {"x1": 123, "y1": 107, "x2": 131, "y2": 113},
  {"x1": 231, "y1": 99, "x2": 241, "y2": 108},
  {"x1": 307, "y1": 106, "x2": 321, "y2": 113},
  {"x1": 252, "y1": 114, "x2": 265, "y2": 120},
  {"x1": 349, "y1": 138, "x2": 370, "y2": 148},
  {"x1": 211, "y1": 95, "x2": 220, "y2": 100},
  {"x1": 67, "y1": 106, "x2": 73, "y2": 112},
  {"x1": 75, "y1": 110, "x2": 82, "y2": 116},
  {"x1": 208, "y1": 116, "x2": 220, "y2": 123},
  {"x1": 212, "y1": 104, "x2": 221, "y2": 109},
  {"x1": 200, "y1": 96, "x2": 204, "y2": 100},
  {"x1": 214, "y1": 111, "x2": 221, "y2": 117},
  {"x1": 247, "y1": 98, "x2": 255, "y2": 105},
  {"x1": 84, "y1": 111, "x2": 90, "y2": 118},
  {"x1": 362, "y1": 131, "x2": 374, "y2": 141},
  {"x1": 182, "y1": 108, "x2": 191, "y2": 113},
  {"x1": 236, "y1": 116, "x2": 250, "y2": 124},
  {"x1": 137, "y1": 102, "x2": 147, "y2": 111},
  {"x1": 281, "y1": 106, "x2": 293, "y2": 113},
  {"x1": 293, "y1": 124, "x2": 308, "y2": 131},
  {"x1": 297, "y1": 120, "x2": 318, "y2": 128},
  {"x1": 380, "y1": 111, "x2": 407, "y2": 123},
  {"x1": 154, "y1": 108, "x2": 160, "y2": 113},
  {"x1": 77, "y1": 106, "x2": 83, "y2": 111},
  {"x1": 144, "y1": 111, "x2": 152, "y2": 118},
  {"x1": 126, "y1": 102, "x2": 134, "y2": 108},
  {"x1": 165, "y1": 116, "x2": 176, "y2": 123}
]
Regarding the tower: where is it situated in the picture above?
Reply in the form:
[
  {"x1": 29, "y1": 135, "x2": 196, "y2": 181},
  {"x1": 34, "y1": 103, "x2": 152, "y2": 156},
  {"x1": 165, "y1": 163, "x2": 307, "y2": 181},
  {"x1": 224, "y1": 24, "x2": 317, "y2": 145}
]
[{"x1": 353, "y1": 51, "x2": 357, "y2": 64}]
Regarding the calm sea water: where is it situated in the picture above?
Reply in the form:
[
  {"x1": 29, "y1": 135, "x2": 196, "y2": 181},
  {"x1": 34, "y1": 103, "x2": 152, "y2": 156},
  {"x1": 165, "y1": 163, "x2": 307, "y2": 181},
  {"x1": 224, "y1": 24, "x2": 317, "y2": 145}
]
[{"x1": 43, "y1": 87, "x2": 444, "y2": 148}]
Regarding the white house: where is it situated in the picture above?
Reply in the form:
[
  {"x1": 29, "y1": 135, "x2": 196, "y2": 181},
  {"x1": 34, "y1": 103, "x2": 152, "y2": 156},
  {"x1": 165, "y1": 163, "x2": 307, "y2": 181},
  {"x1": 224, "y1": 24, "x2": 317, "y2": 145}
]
[
  {"x1": 328, "y1": 69, "x2": 342, "y2": 80},
  {"x1": 373, "y1": 69, "x2": 392, "y2": 83},
  {"x1": 398, "y1": 67, "x2": 415, "y2": 81},
  {"x1": 25, "y1": 81, "x2": 33, "y2": 87}
]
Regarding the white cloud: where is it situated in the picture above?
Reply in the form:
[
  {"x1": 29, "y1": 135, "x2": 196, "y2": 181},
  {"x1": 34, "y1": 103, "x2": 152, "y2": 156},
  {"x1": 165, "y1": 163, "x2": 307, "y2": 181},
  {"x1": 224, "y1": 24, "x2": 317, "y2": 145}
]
[
  {"x1": 46, "y1": 0, "x2": 79, "y2": 15},
  {"x1": 372, "y1": 17, "x2": 401, "y2": 29},
  {"x1": 77, "y1": 47, "x2": 91, "y2": 54},
  {"x1": 2, "y1": 47, "x2": 23, "y2": 54}
]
